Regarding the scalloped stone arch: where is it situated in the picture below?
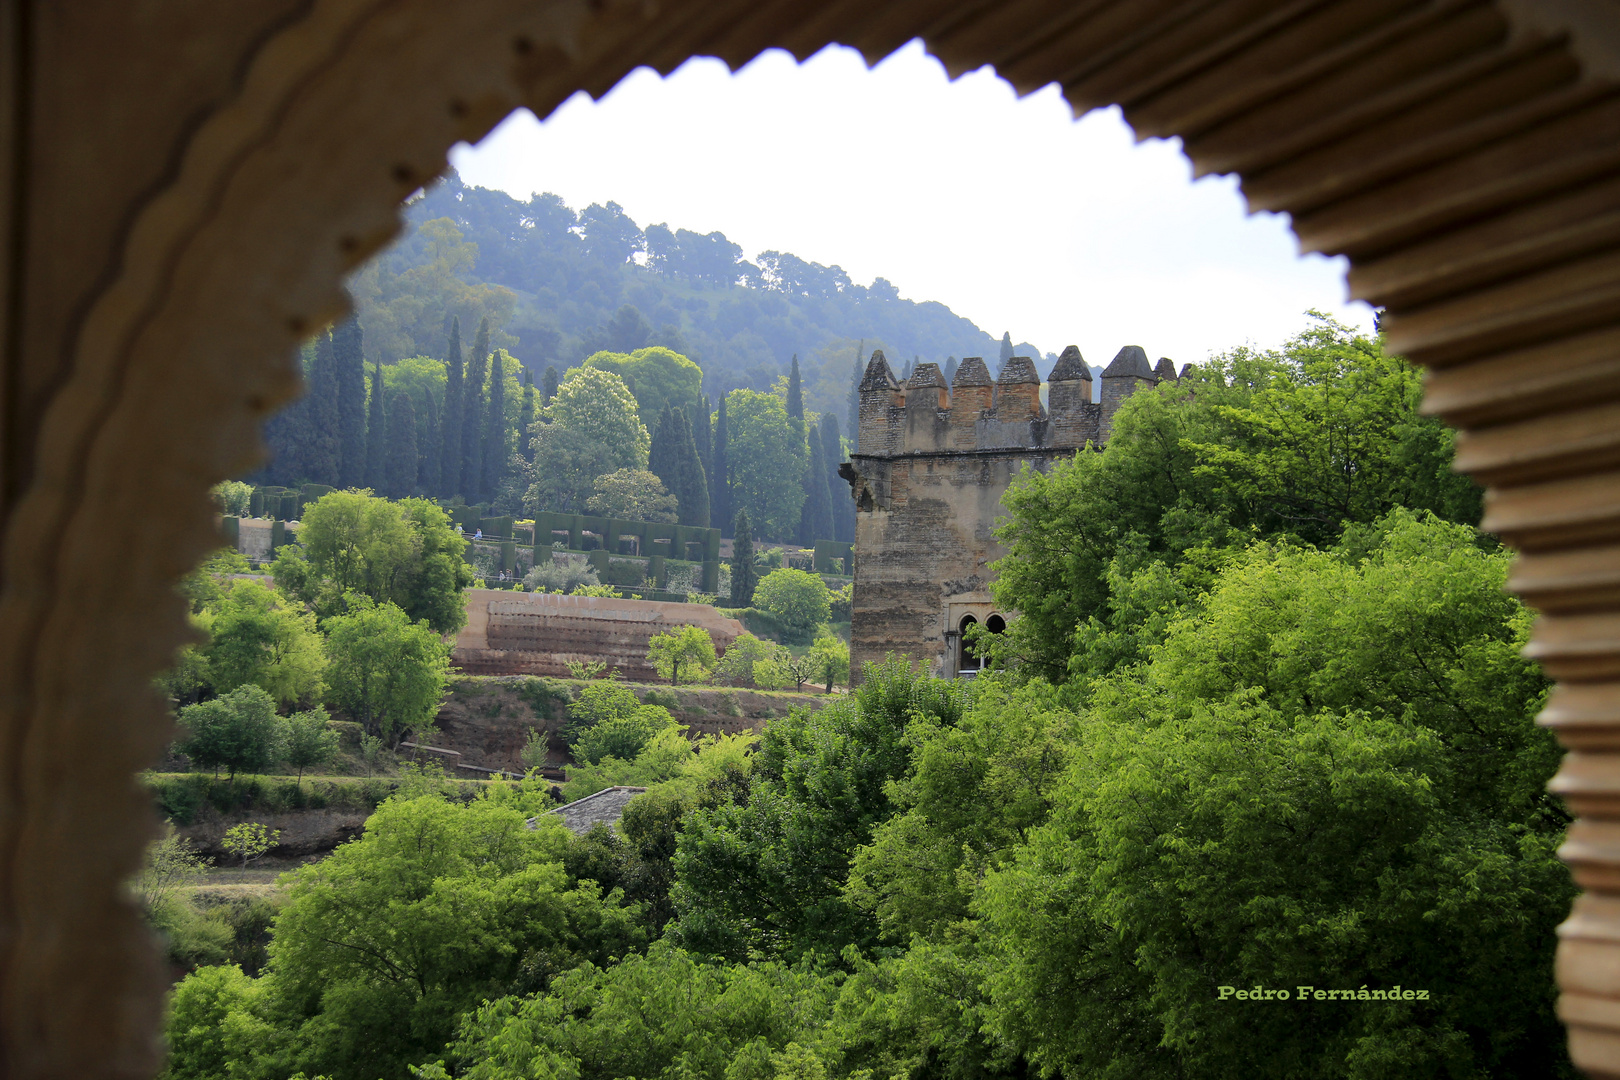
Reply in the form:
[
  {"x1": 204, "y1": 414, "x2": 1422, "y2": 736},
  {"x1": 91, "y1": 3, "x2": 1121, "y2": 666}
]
[{"x1": 6, "y1": 2, "x2": 1620, "y2": 1076}]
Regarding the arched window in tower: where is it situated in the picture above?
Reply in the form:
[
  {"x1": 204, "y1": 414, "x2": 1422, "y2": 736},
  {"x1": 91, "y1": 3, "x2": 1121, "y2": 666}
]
[
  {"x1": 986, "y1": 614, "x2": 1006, "y2": 636},
  {"x1": 958, "y1": 614, "x2": 979, "y2": 675}
]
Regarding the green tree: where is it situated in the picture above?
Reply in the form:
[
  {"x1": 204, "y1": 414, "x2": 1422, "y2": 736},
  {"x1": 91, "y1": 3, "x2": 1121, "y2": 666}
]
[
  {"x1": 572, "y1": 705, "x2": 682, "y2": 767},
  {"x1": 584, "y1": 468, "x2": 677, "y2": 523},
  {"x1": 786, "y1": 354, "x2": 804, "y2": 422},
  {"x1": 211, "y1": 480, "x2": 252, "y2": 517},
  {"x1": 177, "y1": 684, "x2": 284, "y2": 783},
  {"x1": 384, "y1": 390, "x2": 418, "y2": 498},
  {"x1": 322, "y1": 596, "x2": 452, "y2": 745},
  {"x1": 974, "y1": 513, "x2": 1569, "y2": 1080},
  {"x1": 333, "y1": 316, "x2": 369, "y2": 489},
  {"x1": 711, "y1": 391, "x2": 731, "y2": 538},
  {"x1": 752, "y1": 567, "x2": 831, "y2": 642},
  {"x1": 461, "y1": 317, "x2": 490, "y2": 496},
  {"x1": 712, "y1": 632, "x2": 775, "y2": 688},
  {"x1": 671, "y1": 658, "x2": 969, "y2": 961},
  {"x1": 582, "y1": 344, "x2": 703, "y2": 421},
  {"x1": 647, "y1": 625, "x2": 717, "y2": 685},
  {"x1": 541, "y1": 363, "x2": 558, "y2": 404},
  {"x1": 272, "y1": 489, "x2": 474, "y2": 634},
  {"x1": 526, "y1": 366, "x2": 650, "y2": 513},
  {"x1": 197, "y1": 579, "x2": 325, "y2": 707},
  {"x1": 724, "y1": 389, "x2": 806, "y2": 540},
  {"x1": 439, "y1": 315, "x2": 464, "y2": 498},
  {"x1": 517, "y1": 368, "x2": 536, "y2": 463},
  {"x1": 283, "y1": 708, "x2": 339, "y2": 784},
  {"x1": 806, "y1": 630, "x2": 849, "y2": 693},
  {"x1": 729, "y1": 509, "x2": 757, "y2": 607},
  {"x1": 482, "y1": 348, "x2": 511, "y2": 498},
  {"x1": 304, "y1": 330, "x2": 341, "y2": 485},
  {"x1": 364, "y1": 360, "x2": 385, "y2": 490},
  {"x1": 818, "y1": 414, "x2": 853, "y2": 543},
  {"x1": 165, "y1": 789, "x2": 643, "y2": 1080},
  {"x1": 221, "y1": 822, "x2": 281, "y2": 870},
  {"x1": 797, "y1": 420, "x2": 833, "y2": 546},
  {"x1": 992, "y1": 315, "x2": 1481, "y2": 682}
]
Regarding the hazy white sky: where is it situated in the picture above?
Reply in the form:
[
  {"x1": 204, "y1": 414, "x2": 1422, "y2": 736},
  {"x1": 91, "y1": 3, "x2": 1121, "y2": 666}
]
[{"x1": 451, "y1": 40, "x2": 1372, "y2": 368}]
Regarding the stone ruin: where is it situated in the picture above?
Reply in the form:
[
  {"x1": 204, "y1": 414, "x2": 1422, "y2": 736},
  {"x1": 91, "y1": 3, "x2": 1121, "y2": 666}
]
[
  {"x1": 839, "y1": 345, "x2": 1186, "y2": 681},
  {"x1": 451, "y1": 588, "x2": 745, "y2": 683}
]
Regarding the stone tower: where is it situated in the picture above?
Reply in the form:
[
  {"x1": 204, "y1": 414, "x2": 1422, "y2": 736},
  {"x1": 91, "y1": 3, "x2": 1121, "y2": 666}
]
[{"x1": 838, "y1": 344, "x2": 1176, "y2": 681}]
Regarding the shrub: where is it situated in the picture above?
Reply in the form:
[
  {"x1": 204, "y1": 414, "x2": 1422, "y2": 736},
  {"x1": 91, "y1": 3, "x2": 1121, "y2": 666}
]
[
  {"x1": 752, "y1": 568, "x2": 831, "y2": 644},
  {"x1": 525, "y1": 554, "x2": 601, "y2": 594}
]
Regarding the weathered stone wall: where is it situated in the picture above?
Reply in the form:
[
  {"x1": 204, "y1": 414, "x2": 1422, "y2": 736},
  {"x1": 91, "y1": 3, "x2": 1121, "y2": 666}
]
[
  {"x1": 842, "y1": 345, "x2": 1176, "y2": 681},
  {"x1": 452, "y1": 589, "x2": 746, "y2": 682}
]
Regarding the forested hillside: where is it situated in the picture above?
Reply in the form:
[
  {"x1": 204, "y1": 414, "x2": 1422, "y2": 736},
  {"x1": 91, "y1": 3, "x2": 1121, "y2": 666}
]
[{"x1": 349, "y1": 170, "x2": 1046, "y2": 418}]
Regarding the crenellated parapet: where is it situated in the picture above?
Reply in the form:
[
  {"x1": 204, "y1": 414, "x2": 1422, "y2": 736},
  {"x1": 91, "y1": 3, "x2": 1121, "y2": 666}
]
[
  {"x1": 841, "y1": 341, "x2": 1187, "y2": 685},
  {"x1": 855, "y1": 342, "x2": 1181, "y2": 458}
]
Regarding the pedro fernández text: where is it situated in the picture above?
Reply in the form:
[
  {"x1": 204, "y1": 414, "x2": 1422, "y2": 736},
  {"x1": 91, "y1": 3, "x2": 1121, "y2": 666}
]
[{"x1": 1219, "y1": 985, "x2": 1429, "y2": 1002}]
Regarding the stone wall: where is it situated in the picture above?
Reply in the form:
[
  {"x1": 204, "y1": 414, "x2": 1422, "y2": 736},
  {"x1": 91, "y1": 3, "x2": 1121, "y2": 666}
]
[
  {"x1": 841, "y1": 345, "x2": 1177, "y2": 681},
  {"x1": 451, "y1": 589, "x2": 746, "y2": 682}
]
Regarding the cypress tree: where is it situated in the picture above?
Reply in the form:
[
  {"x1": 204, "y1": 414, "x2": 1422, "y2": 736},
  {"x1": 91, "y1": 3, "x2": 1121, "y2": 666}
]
[
  {"x1": 418, "y1": 392, "x2": 441, "y2": 492},
  {"x1": 439, "y1": 317, "x2": 463, "y2": 499},
  {"x1": 542, "y1": 364, "x2": 559, "y2": 404},
  {"x1": 689, "y1": 395, "x2": 712, "y2": 495},
  {"x1": 365, "y1": 361, "x2": 386, "y2": 491},
  {"x1": 944, "y1": 355, "x2": 959, "y2": 384},
  {"x1": 712, "y1": 393, "x2": 731, "y2": 539},
  {"x1": 730, "y1": 509, "x2": 757, "y2": 608},
  {"x1": 649, "y1": 405, "x2": 678, "y2": 497},
  {"x1": 819, "y1": 414, "x2": 854, "y2": 544},
  {"x1": 798, "y1": 420, "x2": 833, "y2": 546},
  {"x1": 333, "y1": 316, "x2": 368, "y2": 488},
  {"x1": 518, "y1": 369, "x2": 536, "y2": 463},
  {"x1": 461, "y1": 318, "x2": 490, "y2": 498},
  {"x1": 998, "y1": 331, "x2": 1014, "y2": 375},
  {"x1": 786, "y1": 354, "x2": 804, "y2": 424},
  {"x1": 306, "y1": 331, "x2": 342, "y2": 485},
  {"x1": 386, "y1": 391, "x2": 418, "y2": 499},
  {"x1": 482, "y1": 349, "x2": 508, "y2": 499},
  {"x1": 673, "y1": 408, "x2": 710, "y2": 529},
  {"x1": 847, "y1": 340, "x2": 863, "y2": 436}
]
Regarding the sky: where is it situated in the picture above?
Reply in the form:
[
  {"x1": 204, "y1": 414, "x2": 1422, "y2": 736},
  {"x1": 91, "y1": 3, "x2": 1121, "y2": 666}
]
[{"x1": 450, "y1": 39, "x2": 1373, "y2": 369}]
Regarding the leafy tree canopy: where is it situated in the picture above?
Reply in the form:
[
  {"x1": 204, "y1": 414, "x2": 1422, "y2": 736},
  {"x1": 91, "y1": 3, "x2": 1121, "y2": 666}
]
[
  {"x1": 582, "y1": 345, "x2": 703, "y2": 422},
  {"x1": 525, "y1": 366, "x2": 649, "y2": 514},
  {"x1": 725, "y1": 389, "x2": 806, "y2": 542},
  {"x1": 271, "y1": 490, "x2": 475, "y2": 635},
  {"x1": 752, "y1": 568, "x2": 832, "y2": 641},
  {"x1": 583, "y1": 468, "x2": 676, "y2": 523},
  {"x1": 322, "y1": 594, "x2": 453, "y2": 745}
]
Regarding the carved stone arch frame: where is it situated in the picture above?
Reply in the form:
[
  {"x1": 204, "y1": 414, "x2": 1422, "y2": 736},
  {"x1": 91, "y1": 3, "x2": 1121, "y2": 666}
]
[{"x1": 8, "y1": 1, "x2": 1620, "y2": 1076}]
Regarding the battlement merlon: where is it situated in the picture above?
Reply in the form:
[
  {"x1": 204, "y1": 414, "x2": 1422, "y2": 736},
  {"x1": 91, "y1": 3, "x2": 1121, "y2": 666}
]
[{"x1": 851, "y1": 345, "x2": 1178, "y2": 458}]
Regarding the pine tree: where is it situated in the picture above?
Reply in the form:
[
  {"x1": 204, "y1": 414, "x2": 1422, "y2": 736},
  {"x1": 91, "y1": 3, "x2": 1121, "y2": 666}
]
[
  {"x1": 518, "y1": 369, "x2": 536, "y2": 463},
  {"x1": 542, "y1": 364, "x2": 559, "y2": 404},
  {"x1": 712, "y1": 392, "x2": 731, "y2": 539},
  {"x1": 461, "y1": 318, "x2": 490, "y2": 499},
  {"x1": 385, "y1": 391, "x2": 418, "y2": 499},
  {"x1": 482, "y1": 349, "x2": 508, "y2": 499},
  {"x1": 819, "y1": 414, "x2": 854, "y2": 543},
  {"x1": 998, "y1": 331, "x2": 1014, "y2": 375},
  {"x1": 673, "y1": 408, "x2": 710, "y2": 528},
  {"x1": 333, "y1": 317, "x2": 368, "y2": 488},
  {"x1": 365, "y1": 362, "x2": 386, "y2": 491},
  {"x1": 418, "y1": 392, "x2": 441, "y2": 492},
  {"x1": 786, "y1": 354, "x2": 804, "y2": 424},
  {"x1": 306, "y1": 331, "x2": 342, "y2": 485},
  {"x1": 798, "y1": 421, "x2": 834, "y2": 546},
  {"x1": 439, "y1": 317, "x2": 463, "y2": 499},
  {"x1": 730, "y1": 509, "x2": 757, "y2": 607},
  {"x1": 847, "y1": 339, "x2": 864, "y2": 436}
]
